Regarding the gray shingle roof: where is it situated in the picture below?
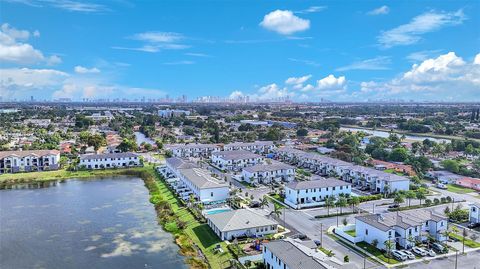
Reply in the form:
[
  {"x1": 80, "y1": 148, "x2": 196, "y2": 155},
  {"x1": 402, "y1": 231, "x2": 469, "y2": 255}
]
[
  {"x1": 356, "y1": 209, "x2": 447, "y2": 231},
  {"x1": 166, "y1": 157, "x2": 199, "y2": 170},
  {"x1": 0, "y1": 150, "x2": 59, "y2": 159},
  {"x1": 207, "y1": 209, "x2": 277, "y2": 232},
  {"x1": 179, "y1": 168, "x2": 229, "y2": 189},
  {"x1": 286, "y1": 178, "x2": 351, "y2": 190},
  {"x1": 265, "y1": 241, "x2": 327, "y2": 269},
  {"x1": 225, "y1": 141, "x2": 274, "y2": 147},
  {"x1": 212, "y1": 150, "x2": 262, "y2": 160},
  {"x1": 79, "y1": 152, "x2": 138, "y2": 160},
  {"x1": 243, "y1": 161, "x2": 294, "y2": 173}
]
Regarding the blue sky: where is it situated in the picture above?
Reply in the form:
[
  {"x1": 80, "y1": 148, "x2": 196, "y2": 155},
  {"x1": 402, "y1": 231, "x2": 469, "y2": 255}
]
[{"x1": 1, "y1": 0, "x2": 479, "y2": 102}]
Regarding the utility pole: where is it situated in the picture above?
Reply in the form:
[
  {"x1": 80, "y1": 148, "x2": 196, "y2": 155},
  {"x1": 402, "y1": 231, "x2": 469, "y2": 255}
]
[
  {"x1": 320, "y1": 223, "x2": 323, "y2": 247},
  {"x1": 363, "y1": 252, "x2": 366, "y2": 269},
  {"x1": 462, "y1": 228, "x2": 466, "y2": 254}
]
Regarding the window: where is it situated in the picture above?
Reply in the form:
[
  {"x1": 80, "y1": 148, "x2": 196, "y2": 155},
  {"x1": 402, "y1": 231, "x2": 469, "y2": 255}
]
[
  {"x1": 211, "y1": 192, "x2": 213, "y2": 197},
  {"x1": 366, "y1": 229, "x2": 368, "y2": 235}
]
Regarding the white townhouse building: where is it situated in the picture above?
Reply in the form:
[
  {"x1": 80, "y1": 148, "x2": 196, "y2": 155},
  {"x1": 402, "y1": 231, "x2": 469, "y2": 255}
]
[
  {"x1": 176, "y1": 167, "x2": 229, "y2": 203},
  {"x1": 263, "y1": 240, "x2": 329, "y2": 269},
  {"x1": 164, "y1": 143, "x2": 221, "y2": 158},
  {"x1": 223, "y1": 141, "x2": 276, "y2": 154},
  {"x1": 211, "y1": 150, "x2": 264, "y2": 171},
  {"x1": 0, "y1": 150, "x2": 60, "y2": 174},
  {"x1": 469, "y1": 203, "x2": 480, "y2": 224},
  {"x1": 355, "y1": 209, "x2": 448, "y2": 250},
  {"x1": 242, "y1": 161, "x2": 295, "y2": 184},
  {"x1": 158, "y1": 157, "x2": 199, "y2": 179},
  {"x1": 78, "y1": 152, "x2": 141, "y2": 169},
  {"x1": 207, "y1": 209, "x2": 278, "y2": 241},
  {"x1": 276, "y1": 147, "x2": 410, "y2": 194},
  {"x1": 284, "y1": 177, "x2": 351, "y2": 209},
  {"x1": 158, "y1": 109, "x2": 190, "y2": 118}
]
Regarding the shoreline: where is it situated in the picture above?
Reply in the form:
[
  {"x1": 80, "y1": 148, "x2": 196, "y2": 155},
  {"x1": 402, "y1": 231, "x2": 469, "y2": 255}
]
[{"x1": 0, "y1": 165, "x2": 229, "y2": 269}]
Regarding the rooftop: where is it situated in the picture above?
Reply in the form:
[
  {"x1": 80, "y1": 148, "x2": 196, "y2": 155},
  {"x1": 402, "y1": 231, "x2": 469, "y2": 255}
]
[
  {"x1": 0, "y1": 150, "x2": 60, "y2": 159},
  {"x1": 79, "y1": 152, "x2": 138, "y2": 160},
  {"x1": 212, "y1": 150, "x2": 262, "y2": 160},
  {"x1": 356, "y1": 209, "x2": 447, "y2": 231},
  {"x1": 286, "y1": 177, "x2": 350, "y2": 190},
  {"x1": 179, "y1": 168, "x2": 229, "y2": 189},
  {"x1": 265, "y1": 240, "x2": 328, "y2": 269},
  {"x1": 207, "y1": 209, "x2": 277, "y2": 232},
  {"x1": 243, "y1": 161, "x2": 294, "y2": 173}
]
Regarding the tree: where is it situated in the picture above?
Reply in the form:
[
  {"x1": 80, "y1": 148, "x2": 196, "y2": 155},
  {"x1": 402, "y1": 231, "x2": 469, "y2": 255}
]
[
  {"x1": 336, "y1": 196, "x2": 348, "y2": 214},
  {"x1": 348, "y1": 196, "x2": 360, "y2": 213},
  {"x1": 342, "y1": 218, "x2": 348, "y2": 226},
  {"x1": 441, "y1": 160, "x2": 460, "y2": 173},
  {"x1": 388, "y1": 147, "x2": 409, "y2": 162},
  {"x1": 416, "y1": 191, "x2": 426, "y2": 206},
  {"x1": 155, "y1": 139, "x2": 163, "y2": 150},
  {"x1": 118, "y1": 138, "x2": 137, "y2": 152},
  {"x1": 271, "y1": 203, "x2": 282, "y2": 219},
  {"x1": 325, "y1": 196, "x2": 336, "y2": 216},
  {"x1": 371, "y1": 239, "x2": 379, "y2": 249},
  {"x1": 296, "y1": 128, "x2": 308, "y2": 137},
  {"x1": 260, "y1": 196, "x2": 269, "y2": 209},
  {"x1": 405, "y1": 191, "x2": 416, "y2": 208},
  {"x1": 393, "y1": 193, "x2": 405, "y2": 206},
  {"x1": 384, "y1": 239, "x2": 395, "y2": 260},
  {"x1": 87, "y1": 134, "x2": 105, "y2": 151}
]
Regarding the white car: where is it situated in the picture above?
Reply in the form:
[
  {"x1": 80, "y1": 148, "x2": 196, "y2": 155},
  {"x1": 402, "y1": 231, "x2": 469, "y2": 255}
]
[
  {"x1": 412, "y1": 247, "x2": 427, "y2": 256},
  {"x1": 401, "y1": 250, "x2": 415, "y2": 259},
  {"x1": 427, "y1": 249, "x2": 436, "y2": 257},
  {"x1": 392, "y1": 250, "x2": 408, "y2": 261}
]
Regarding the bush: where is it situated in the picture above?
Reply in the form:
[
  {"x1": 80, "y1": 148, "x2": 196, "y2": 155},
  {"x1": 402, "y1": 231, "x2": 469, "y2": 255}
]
[{"x1": 344, "y1": 255, "x2": 349, "y2": 262}]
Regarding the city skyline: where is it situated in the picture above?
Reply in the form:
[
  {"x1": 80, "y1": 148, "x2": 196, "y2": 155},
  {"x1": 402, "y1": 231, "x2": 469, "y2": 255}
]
[{"x1": 1, "y1": 0, "x2": 479, "y2": 102}]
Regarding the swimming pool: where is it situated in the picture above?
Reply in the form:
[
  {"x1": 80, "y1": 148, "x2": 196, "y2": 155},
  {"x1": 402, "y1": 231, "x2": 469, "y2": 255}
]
[{"x1": 204, "y1": 208, "x2": 232, "y2": 215}]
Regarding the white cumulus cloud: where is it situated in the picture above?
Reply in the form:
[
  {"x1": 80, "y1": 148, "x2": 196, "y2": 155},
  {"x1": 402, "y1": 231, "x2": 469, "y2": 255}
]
[
  {"x1": 285, "y1": 75, "x2": 312, "y2": 85},
  {"x1": 260, "y1": 10, "x2": 310, "y2": 35},
  {"x1": 316, "y1": 74, "x2": 347, "y2": 91},
  {"x1": 74, "y1": 66, "x2": 101, "y2": 74},
  {"x1": 368, "y1": 6, "x2": 390, "y2": 15}
]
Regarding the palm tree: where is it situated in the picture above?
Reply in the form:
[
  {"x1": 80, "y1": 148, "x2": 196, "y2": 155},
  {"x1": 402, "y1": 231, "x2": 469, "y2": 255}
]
[
  {"x1": 336, "y1": 197, "x2": 348, "y2": 214},
  {"x1": 416, "y1": 192, "x2": 426, "y2": 206},
  {"x1": 325, "y1": 196, "x2": 336, "y2": 216},
  {"x1": 405, "y1": 191, "x2": 416, "y2": 208},
  {"x1": 348, "y1": 196, "x2": 360, "y2": 213},
  {"x1": 260, "y1": 196, "x2": 269, "y2": 209},
  {"x1": 271, "y1": 203, "x2": 282, "y2": 219},
  {"x1": 384, "y1": 239, "x2": 395, "y2": 262}
]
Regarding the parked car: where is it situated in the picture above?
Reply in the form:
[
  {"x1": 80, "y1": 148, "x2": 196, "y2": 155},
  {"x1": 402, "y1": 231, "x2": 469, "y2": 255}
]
[
  {"x1": 392, "y1": 250, "x2": 408, "y2": 261},
  {"x1": 388, "y1": 204, "x2": 400, "y2": 209},
  {"x1": 400, "y1": 250, "x2": 415, "y2": 259},
  {"x1": 436, "y1": 183, "x2": 448, "y2": 189},
  {"x1": 412, "y1": 246, "x2": 428, "y2": 256},
  {"x1": 432, "y1": 243, "x2": 447, "y2": 253},
  {"x1": 249, "y1": 201, "x2": 261, "y2": 208},
  {"x1": 314, "y1": 240, "x2": 321, "y2": 246},
  {"x1": 427, "y1": 249, "x2": 436, "y2": 257},
  {"x1": 468, "y1": 222, "x2": 480, "y2": 229}
]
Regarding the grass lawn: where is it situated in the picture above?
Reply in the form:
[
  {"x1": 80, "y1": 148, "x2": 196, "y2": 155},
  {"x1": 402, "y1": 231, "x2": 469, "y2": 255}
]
[
  {"x1": 0, "y1": 167, "x2": 149, "y2": 185},
  {"x1": 345, "y1": 229, "x2": 356, "y2": 237},
  {"x1": 447, "y1": 184, "x2": 475, "y2": 194},
  {"x1": 356, "y1": 242, "x2": 399, "y2": 265},
  {"x1": 384, "y1": 169, "x2": 405, "y2": 176},
  {"x1": 156, "y1": 177, "x2": 233, "y2": 269},
  {"x1": 268, "y1": 193, "x2": 286, "y2": 208},
  {"x1": 450, "y1": 234, "x2": 480, "y2": 248}
]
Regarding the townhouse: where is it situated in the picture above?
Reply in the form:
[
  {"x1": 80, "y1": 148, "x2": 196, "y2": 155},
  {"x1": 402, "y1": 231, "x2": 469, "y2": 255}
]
[
  {"x1": 355, "y1": 209, "x2": 448, "y2": 250},
  {"x1": 211, "y1": 150, "x2": 264, "y2": 171},
  {"x1": 263, "y1": 240, "x2": 329, "y2": 269},
  {"x1": 275, "y1": 147, "x2": 410, "y2": 194},
  {"x1": 78, "y1": 152, "x2": 141, "y2": 169},
  {"x1": 284, "y1": 177, "x2": 351, "y2": 209},
  {"x1": 207, "y1": 209, "x2": 278, "y2": 240},
  {"x1": 223, "y1": 141, "x2": 276, "y2": 154},
  {"x1": 469, "y1": 203, "x2": 480, "y2": 224},
  {"x1": 242, "y1": 161, "x2": 295, "y2": 184},
  {"x1": 455, "y1": 177, "x2": 480, "y2": 191},
  {"x1": 160, "y1": 157, "x2": 229, "y2": 203},
  {"x1": 0, "y1": 150, "x2": 60, "y2": 174},
  {"x1": 165, "y1": 143, "x2": 222, "y2": 158}
]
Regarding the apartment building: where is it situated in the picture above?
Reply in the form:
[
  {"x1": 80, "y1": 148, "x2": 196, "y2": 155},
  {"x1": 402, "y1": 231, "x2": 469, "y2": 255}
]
[
  {"x1": 207, "y1": 209, "x2": 278, "y2": 241},
  {"x1": 242, "y1": 161, "x2": 295, "y2": 184},
  {"x1": 284, "y1": 177, "x2": 351, "y2": 209},
  {"x1": 355, "y1": 209, "x2": 448, "y2": 250},
  {"x1": 469, "y1": 203, "x2": 480, "y2": 224},
  {"x1": 223, "y1": 141, "x2": 276, "y2": 154},
  {"x1": 211, "y1": 150, "x2": 264, "y2": 171},
  {"x1": 0, "y1": 150, "x2": 60, "y2": 174},
  {"x1": 263, "y1": 240, "x2": 328, "y2": 269},
  {"x1": 158, "y1": 109, "x2": 190, "y2": 118},
  {"x1": 165, "y1": 143, "x2": 222, "y2": 158},
  {"x1": 160, "y1": 157, "x2": 229, "y2": 203},
  {"x1": 78, "y1": 152, "x2": 141, "y2": 169},
  {"x1": 276, "y1": 147, "x2": 410, "y2": 194}
]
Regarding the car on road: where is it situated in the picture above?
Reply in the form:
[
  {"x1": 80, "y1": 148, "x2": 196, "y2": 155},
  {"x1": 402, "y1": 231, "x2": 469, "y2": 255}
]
[
  {"x1": 436, "y1": 183, "x2": 448, "y2": 189},
  {"x1": 426, "y1": 249, "x2": 436, "y2": 257},
  {"x1": 412, "y1": 246, "x2": 428, "y2": 256},
  {"x1": 392, "y1": 250, "x2": 408, "y2": 261},
  {"x1": 400, "y1": 250, "x2": 415, "y2": 259},
  {"x1": 432, "y1": 243, "x2": 447, "y2": 253},
  {"x1": 249, "y1": 201, "x2": 261, "y2": 208},
  {"x1": 468, "y1": 222, "x2": 480, "y2": 229},
  {"x1": 314, "y1": 240, "x2": 321, "y2": 246}
]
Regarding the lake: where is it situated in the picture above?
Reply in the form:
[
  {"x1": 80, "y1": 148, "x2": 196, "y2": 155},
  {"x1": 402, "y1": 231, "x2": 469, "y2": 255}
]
[
  {"x1": 0, "y1": 176, "x2": 187, "y2": 269},
  {"x1": 340, "y1": 127, "x2": 451, "y2": 143}
]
